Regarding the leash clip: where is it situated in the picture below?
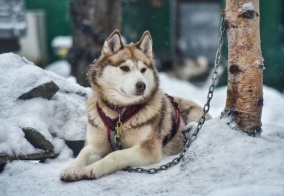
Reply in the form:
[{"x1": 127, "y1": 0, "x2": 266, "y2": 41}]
[{"x1": 114, "y1": 114, "x2": 122, "y2": 143}]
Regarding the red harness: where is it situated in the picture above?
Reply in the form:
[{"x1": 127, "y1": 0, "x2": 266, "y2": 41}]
[
  {"x1": 96, "y1": 103, "x2": 143, "y2": 142},
  {"x1": 96, "y1": 95, "x2": 181, "y2": 150},
  {"x1": 162, "y1": 94, "x2": 181, "y2": 146}
]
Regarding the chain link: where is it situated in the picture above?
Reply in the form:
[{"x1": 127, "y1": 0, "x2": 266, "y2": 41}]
[{"x1": 123, "y1": 16, "x2": 226, "y2": 174}]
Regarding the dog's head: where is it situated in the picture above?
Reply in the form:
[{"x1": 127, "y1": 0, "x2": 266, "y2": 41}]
[{"x1": 88, "y1": 30, "x2": 159, "y2": 106}]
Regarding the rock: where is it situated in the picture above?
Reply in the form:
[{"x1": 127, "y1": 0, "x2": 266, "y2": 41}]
[
  {"x1": 18, "y1": 81, "x2": 59, "y2": 100},
  {"x1": 65, "y1": 140, "x2": 84, "y2": 157},
  {"x1": 0, "y1": 152, "x2": 9, "y2": 158},
  {"x1": 0, "y1": 152, "x2": 9, "y2": 171},
  {"x1": 0, "y1": 152, "x2": 9, "y2": 170},
  {"x1": 23, "y1": 127, "x2": 54, "y2": 151},
  {"x1": 0, "y1": 162, "x2": 6, "y2": 173}
]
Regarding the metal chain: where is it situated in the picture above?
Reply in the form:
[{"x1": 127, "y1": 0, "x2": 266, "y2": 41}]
[{"x1": 123, "y1": 16, "x2": 226, "y2": 174}]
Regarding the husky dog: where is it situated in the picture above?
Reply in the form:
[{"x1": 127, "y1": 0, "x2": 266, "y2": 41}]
[{"x1": 60, "y1": 30, "x2": 211, "y2": 181}]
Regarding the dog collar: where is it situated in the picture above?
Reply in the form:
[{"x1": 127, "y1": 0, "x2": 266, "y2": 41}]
[
  {"x1": 101, "y1": 98, "x2": 124, "y2": 113},
  {"x1": 96, "y1": 102, "x2": 143, "y2": 150}
]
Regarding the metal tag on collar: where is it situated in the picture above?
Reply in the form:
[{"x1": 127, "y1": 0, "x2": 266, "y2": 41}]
[{"x1": 114, "y1": 114, "x2": 122, "y2": 143}]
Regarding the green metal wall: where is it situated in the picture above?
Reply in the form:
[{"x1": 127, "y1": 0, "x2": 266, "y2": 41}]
[
  {"x1": 122, "y1": 0, "x2": 170, "y2": 57},
  {"x1": 259, "y1": 0, "x2": 284, "y2": 91},
  {"x1": 25, "y1": 0, "x2": 72, "y2": 64}
]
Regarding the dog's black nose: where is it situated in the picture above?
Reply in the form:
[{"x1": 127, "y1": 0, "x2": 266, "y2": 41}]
[{"x1": 136, "y1": 81, "x2": 146, "y2": 95}]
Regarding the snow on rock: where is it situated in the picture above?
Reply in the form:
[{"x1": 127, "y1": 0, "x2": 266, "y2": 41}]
[{"x1": 0, "y1": 53, "x2": 91, "y2": 156}]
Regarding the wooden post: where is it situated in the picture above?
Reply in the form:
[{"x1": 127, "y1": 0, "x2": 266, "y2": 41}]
[
  {"x1": 224, "y1": 0, "x2": 264, "y2": 135},
  {"x1": 69, "y1": 0, "x2": 121, "y2": 86}
]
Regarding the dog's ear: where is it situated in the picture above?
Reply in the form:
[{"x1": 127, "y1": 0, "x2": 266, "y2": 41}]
[
  {"x1": 102, "y1": 30, "x2": 124, "y2": 55},
  {"x1": 136, "y1": 31, "x2": 152, "y2": 58}
]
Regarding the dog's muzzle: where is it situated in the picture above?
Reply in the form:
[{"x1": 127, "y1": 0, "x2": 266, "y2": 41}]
[{"x1": 135, "y1": 81, "x2": 146, "y2": 96}]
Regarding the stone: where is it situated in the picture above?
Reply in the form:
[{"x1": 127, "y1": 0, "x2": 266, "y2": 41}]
[
  {"x1": 18, "y1": 81, "x2": 59, "y2": 100},
  {"x1": 0, "y1": 162, "x2": 6, "y2": 173},
  {"x1": 22, "y1": 127, "x2": 54, "y2": 151},
  {"x1": 0, "y1": 152, "x2": 9, "y2": 171},
  {"x1": 0, "y1": 152, "x2": 9, "y2": 158},
  {"x1": 65, "y1": 140, "x2": 84, "y2": 157}
]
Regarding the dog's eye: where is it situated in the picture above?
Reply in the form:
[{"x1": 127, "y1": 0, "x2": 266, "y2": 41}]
[
  {"x1": 120, "y1": 66, "x2": 130, "y2": 72},
  {"x1": 141, "y1": 68, "x2": 147, "y2": 73}
]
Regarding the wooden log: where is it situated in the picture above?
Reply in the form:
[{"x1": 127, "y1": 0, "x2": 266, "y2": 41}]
[{"x1": 0, "y1": 151, "x2": 58, "y2": 165}]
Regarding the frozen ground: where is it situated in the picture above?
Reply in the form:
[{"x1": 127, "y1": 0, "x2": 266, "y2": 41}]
[{"x1": 0, "y1": 53, "x2": 284, "y2": 196}]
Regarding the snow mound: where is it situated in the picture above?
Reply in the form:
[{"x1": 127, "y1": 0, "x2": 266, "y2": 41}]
[{"x1": 0, "y1": 53, "x2": 91, "y2": 156}]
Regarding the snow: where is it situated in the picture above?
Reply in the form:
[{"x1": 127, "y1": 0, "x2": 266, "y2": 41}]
[
  {"x1": 241, "y1": 2, "x2": 255, "y2": 11},
  {"x1": 238, "y1": 2, "x2": 255, "y2": 13},
  {"x1": 45, "y1": 60, "x2": 71, "y2": 78},
  {"x1": 51, "y1": 36, "x2": 72, "y2": 49},
  {"x1": 1, "y1": 53, "x2": 284, "y2": 196}
]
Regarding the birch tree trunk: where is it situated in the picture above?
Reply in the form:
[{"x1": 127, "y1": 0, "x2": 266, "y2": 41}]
[{"x1": 224, "y1": 0, "x2": 264, "y2": 136}]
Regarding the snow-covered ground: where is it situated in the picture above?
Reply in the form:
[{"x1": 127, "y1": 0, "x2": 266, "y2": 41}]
[{"x1": 0, "y1": 53, "x2": 284, "y2": 196}]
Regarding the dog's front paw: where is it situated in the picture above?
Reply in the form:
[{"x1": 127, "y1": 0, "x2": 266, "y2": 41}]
[
  {"x1": 60, "y1": 167, "x2": 83, "y2": 182},
  {"x1": 80, "y1": 166, "x2": 97, "y2": 180}
]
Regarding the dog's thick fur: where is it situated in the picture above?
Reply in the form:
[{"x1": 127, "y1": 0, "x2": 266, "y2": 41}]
[{"x1": 60, "y1": 30, "x2": 211, "y2": 181}]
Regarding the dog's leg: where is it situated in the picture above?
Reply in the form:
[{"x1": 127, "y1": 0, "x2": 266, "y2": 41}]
[
  {"x1": 79, "y1": 142, "x2": 161, "y2": 180},
  {"x1": 60, "y1": 125, "x2": 111, "y2": 181}
]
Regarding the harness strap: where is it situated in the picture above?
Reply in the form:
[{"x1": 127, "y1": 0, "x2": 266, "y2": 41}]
[
  {"x1": 162, "y1": 94, "x2": 181, "y2": 146},
  {"x1": 96, "y1": 102, "x2": 143, "y2": 150}
]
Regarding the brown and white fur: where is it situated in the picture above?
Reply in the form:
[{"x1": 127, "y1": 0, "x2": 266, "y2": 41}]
[{"x1": 60, "y1": 30, "x2": 211, "y2": 181}]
